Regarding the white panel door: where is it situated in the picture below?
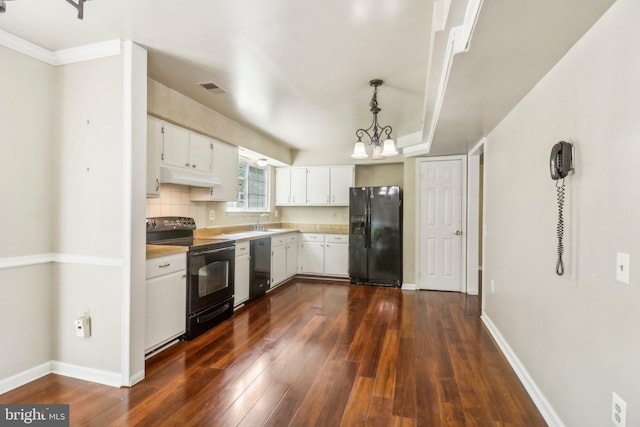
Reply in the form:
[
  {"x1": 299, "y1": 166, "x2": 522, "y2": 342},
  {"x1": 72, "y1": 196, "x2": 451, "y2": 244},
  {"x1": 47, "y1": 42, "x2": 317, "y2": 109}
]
[{"x1": 418, "y1": 159, "x2": 464, "y2": 291}]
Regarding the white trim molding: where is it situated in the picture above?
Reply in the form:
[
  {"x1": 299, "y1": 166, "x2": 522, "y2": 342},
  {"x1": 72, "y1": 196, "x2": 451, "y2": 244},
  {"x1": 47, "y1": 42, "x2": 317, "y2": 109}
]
[
  {"x1": 0, "y1": 362, "x2": 52, "y2": 395},
  {"x1": 0, "y1": 30, "x2": 121, "y2": 66},
  {"x1": 51, "y1": 361, "x2": 121, "y2": 388},
  {"x1": 401, "y1": 283, "x2": 417, "y2": 290},
  {"x1": 481, "y1": 313, "x2": 566, "y2": 427},
  {"x1": 0, "y1": 253, "x2": 123, "y2": 270}
]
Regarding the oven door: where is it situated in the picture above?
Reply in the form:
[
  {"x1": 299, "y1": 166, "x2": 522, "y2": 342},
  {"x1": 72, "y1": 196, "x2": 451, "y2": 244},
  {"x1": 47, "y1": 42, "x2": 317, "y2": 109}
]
[{"x1": 187, "y1": 245, "x2": 235, "y2": 314}]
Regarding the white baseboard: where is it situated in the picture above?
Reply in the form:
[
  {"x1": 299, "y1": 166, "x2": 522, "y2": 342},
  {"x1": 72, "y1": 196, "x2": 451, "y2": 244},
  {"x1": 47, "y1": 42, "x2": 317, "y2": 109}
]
[
  {"x1": 128, "y1": 369, "x2": 145, "y2": 387},
  {"x1": 51, "y1": 361, "x2": 121, "y2": 388},
  {"x1": 401, "y1": 283, "x2": 417, "y2": 290},
  {"x1": 481, "y1": 313, "x2": 565, "y2": 427},
  {"x1": 0, "y1": 361, "x2": 52, "y2": 395}
]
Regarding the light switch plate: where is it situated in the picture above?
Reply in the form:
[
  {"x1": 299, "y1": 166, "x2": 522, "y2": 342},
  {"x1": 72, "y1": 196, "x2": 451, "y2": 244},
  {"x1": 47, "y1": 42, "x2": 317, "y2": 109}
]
[{"x1": 616, "y1": 252, "x2": 630, "y2": 285}]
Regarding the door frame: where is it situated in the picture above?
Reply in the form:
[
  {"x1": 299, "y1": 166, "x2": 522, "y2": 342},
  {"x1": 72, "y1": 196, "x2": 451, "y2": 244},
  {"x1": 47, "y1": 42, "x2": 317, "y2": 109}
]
[
  {"x1": 466, "y1": 138, "x2": 485, "y2": 296},
  {"x1": 415, "y1": 155, "x2": 467, "y2": 292}
]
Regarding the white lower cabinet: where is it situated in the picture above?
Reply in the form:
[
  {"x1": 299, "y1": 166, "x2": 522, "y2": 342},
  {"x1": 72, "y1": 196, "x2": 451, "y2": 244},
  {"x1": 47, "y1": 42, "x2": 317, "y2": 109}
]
[
  {"x1": 300, "y1": 234, "x2": 325, "y2": 275},
  {"x1": 285, "y1": 234, "x2": 299, "y2": 278},
  {"x1": 235, "y1": 241, "x2": 250, "y2": 306},
  {"x1": 324, "y1": 235, "x2": 349, "y2": 276},
  {"x1": 299, "y1": 233, "x2": 349, "y2": 277},
  {"x1": 145, "y1": 253, "x2": 186, "y2": 354},
  {"x1": 271, "y1": 233, "x2": 298, "y2": 288}
]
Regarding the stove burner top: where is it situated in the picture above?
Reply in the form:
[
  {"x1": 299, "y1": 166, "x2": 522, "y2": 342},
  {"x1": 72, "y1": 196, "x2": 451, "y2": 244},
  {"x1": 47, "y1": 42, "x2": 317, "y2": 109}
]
[{"x1": 146, "y1": 217, "x2": 234, "y2": 251}]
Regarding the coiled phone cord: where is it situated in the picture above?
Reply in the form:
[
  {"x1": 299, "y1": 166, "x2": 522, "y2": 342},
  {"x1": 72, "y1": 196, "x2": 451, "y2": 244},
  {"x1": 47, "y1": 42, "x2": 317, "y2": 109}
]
[{"x1": 556, "y1": 179, "x2": 565, "y2": 276}]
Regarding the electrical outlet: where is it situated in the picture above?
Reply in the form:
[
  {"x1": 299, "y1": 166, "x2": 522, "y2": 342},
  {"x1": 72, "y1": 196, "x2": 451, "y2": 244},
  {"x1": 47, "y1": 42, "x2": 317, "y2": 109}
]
[
  {"x1": 612, "y1": 392, "x2": 627, "y2": 427},
  {"x1": 209, "y1": 210, "x2": 215, "y2": 221}
]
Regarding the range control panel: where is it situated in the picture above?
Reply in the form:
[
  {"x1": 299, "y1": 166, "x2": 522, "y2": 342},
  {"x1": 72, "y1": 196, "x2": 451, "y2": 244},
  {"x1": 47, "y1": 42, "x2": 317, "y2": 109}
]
[{"x1": 146, "y1": 216, "x2": 197, "y2": 231}]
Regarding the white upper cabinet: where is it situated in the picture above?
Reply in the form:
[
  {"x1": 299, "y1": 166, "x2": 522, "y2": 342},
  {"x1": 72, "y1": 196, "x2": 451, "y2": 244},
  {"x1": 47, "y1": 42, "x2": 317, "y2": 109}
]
[
  {"x1": 275, "y1": 165, "x2": 354, "y2": 206},
  {"x1": 188, "y1": 132, "x2": 213, "y2": 173},
  {"x1": 330, "y1": 166, "x2": 354, "y2": 206},
  {"x1": 307, "y1": 167, "x2": 330, "y2": 205},
  {"x1": 162, "y1": 121, "x2": 213, "y2": 173},
  {"x1": 290, "y1": 167, "x2": 308, "y2": 205},
  {"x1": 190, "y1": 140, "x2": 239, "y2": 202},
  {"x1": 146, "y1": 116, "x2": 163, "y2": 197},
  {"x1": 275, "y1": 167, "x2": 292, "y2": 205},
  {"x1": 162, "y1": 122, "x2": 191, "y2": 168}
]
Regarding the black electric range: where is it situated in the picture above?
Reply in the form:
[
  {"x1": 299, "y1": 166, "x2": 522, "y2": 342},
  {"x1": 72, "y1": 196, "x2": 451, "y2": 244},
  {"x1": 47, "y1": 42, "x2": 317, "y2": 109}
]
[{"x1": 146, "y1": 216, "x2": 236, "y2": 340}]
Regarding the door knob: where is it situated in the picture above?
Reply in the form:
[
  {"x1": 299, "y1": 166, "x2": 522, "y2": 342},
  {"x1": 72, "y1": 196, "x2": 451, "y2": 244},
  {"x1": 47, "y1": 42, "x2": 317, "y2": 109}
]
[{"x1": 454, "y1": 230, "x2": 462, "y2": 236}]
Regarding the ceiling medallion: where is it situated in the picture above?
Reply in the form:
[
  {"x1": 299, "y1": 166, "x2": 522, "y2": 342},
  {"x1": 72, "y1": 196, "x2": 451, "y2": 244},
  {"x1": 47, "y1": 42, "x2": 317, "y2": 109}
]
[{"x1": 351, "y1": 79, "x2": 398, "y2": 160}]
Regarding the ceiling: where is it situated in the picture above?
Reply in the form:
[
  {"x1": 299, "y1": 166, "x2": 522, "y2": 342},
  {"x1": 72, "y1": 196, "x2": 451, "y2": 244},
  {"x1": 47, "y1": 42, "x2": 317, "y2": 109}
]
[{"x1": 0, "y1": 0, "x2": 616, "y2": 159}]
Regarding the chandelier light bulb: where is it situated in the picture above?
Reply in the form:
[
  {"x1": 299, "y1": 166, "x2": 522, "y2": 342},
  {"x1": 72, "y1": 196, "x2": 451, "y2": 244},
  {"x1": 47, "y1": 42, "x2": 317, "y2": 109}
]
[
  {"x1": 351, "y1": 142, "x2": 368, "y2": 159},
  {"x1": 380, "y1": 139, "x2": 398, "y2": 157}
]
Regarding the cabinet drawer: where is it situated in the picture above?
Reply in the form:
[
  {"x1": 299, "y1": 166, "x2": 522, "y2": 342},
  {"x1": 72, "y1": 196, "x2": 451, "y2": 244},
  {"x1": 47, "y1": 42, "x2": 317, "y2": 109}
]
[
  {"x1": 286, "y1": 233, "x2": 299, "y2": 243},
  {"x1": 271, "y1": 235, "x2": 287, "y2": 247},
  {"x1": 301, "y1": 233, "x2": 324, "y2": 242},
  {"x1": 146, "y1": 253, "x2": 186, "y2": 279},
  {"x1": 325, "y1": 234, "x2": 348, "y2": 244},
  {"x1": 235, "y1": 241, "x2": 250, "y2": 256}
]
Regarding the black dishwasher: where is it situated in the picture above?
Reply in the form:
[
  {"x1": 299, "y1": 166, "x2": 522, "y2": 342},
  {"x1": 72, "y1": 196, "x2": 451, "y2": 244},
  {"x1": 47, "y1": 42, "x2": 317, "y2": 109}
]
[{"x1": 250, "y1": 237, "x2": 271, "y2": 299}]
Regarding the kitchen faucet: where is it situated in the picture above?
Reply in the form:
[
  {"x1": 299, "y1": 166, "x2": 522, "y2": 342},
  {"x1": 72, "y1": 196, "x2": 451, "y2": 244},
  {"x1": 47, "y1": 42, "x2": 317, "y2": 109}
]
[{"x1": 254, "y1": 213, "x2": 271, "y2": 231}]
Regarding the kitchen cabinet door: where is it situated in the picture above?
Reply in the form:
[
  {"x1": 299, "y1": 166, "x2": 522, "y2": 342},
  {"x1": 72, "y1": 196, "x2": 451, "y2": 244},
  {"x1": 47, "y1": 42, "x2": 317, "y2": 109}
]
[
  {"x1": 330, "y1": 165, "x2": 354, "y2": 206},
  {"x1": 145, "y1": 254, "x2": 187, "y2": 353},
  {"x1": 307, "y1": 167, "x2": 330, "y2": 205},
  {"x1": 235, "y1": 254, "x2": 250, "y2": 306},
  {"x1": 162, "y1": 122, "x2": 190, "y2": 168},
  {"x1": 290, "y1": 167, "x2": 307, "y2": 205},
  {"x1": 300, "y1": 241, "x2": 324, "y2": 274},
  {"x1": 275, "y1": 168, "x2": 291, "y2": 205},
  {"x1": 190, "y1": 140, "x2": 239, "y2": 202},
  {"x1": 286, "y1": 242, "x2": 298, "y2": 278},
  {"x1": 324, "y1": 242, "x2": 349, "y2": 276},
  {"x1": 271, "y1": 244, "x2": 287, "y2": 287},
  {"x1": 146, "y1": 117, "x2": 162, "y2": 197},
  {"x1": 189, "y1": 132, "x2": 213, "y2": 173}
]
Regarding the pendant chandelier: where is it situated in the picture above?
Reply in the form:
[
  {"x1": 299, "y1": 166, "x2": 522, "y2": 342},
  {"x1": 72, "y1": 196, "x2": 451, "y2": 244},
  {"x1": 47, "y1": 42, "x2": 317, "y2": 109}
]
[{"x1": 351, "y1": 79, "x2": 399, "y2": 160}]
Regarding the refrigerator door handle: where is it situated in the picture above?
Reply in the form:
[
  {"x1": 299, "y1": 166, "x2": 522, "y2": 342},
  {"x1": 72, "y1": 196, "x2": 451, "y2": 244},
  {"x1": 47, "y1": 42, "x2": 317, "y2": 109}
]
[{"x1": 365, "y1": 204, "x2": 371, "y2": 249}]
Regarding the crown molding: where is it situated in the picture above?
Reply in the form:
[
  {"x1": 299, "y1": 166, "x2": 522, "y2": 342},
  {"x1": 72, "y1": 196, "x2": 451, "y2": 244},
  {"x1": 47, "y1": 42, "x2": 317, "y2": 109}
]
[{"x1": 0, "y1": 30, "x2": 121, "y2": 65}]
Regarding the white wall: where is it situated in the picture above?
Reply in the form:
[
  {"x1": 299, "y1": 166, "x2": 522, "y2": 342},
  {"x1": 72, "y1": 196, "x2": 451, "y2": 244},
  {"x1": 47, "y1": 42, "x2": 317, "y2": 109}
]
[
  {"x1": 51, "y1": 54, "x2": 125, "y2": 378},
  {"x1": 0, "y1": 46, "x2": 54, "y2": 381},
  {"x1": 483, "y1": 0, "x2": 640, "y2": 425},
  {"x1": 1, "y1": 40, "x2": 146, "y2": 390}
]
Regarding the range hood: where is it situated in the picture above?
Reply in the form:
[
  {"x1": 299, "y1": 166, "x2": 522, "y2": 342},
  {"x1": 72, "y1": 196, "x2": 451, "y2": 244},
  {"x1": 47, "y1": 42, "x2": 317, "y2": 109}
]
[{"x1": 159, "y1": 166, "x2": 221, "y2": 188}]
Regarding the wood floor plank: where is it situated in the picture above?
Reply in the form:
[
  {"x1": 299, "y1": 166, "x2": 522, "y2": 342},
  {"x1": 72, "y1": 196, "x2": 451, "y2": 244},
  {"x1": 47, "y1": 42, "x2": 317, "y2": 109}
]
[{"x1": 0, "y1": 282, "x2": 547, "y2": 427}]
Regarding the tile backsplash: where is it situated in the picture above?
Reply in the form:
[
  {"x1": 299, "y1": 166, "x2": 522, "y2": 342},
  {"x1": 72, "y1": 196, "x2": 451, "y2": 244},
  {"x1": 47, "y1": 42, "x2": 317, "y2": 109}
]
[{"x1": 146, "y1": 184, "x2": 207, "y2": 228}]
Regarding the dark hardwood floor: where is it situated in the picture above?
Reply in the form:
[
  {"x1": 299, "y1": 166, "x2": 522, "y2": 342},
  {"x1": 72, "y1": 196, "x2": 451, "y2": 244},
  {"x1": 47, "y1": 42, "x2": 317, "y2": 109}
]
[{"x1": 1, "y1": 280, "x2": 547, "y2": 426}]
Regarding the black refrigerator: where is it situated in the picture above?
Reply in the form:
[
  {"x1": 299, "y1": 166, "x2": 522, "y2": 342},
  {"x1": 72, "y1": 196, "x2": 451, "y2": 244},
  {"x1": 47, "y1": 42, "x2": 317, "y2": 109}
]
[{"x1": 349, "y1": 186, "x2": 402, "y2": 287}]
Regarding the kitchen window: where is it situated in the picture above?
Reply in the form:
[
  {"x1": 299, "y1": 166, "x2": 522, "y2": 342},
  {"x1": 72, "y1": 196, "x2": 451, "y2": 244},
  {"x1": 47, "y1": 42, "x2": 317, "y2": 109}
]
[{"x1": 227, "y1": 159, "x2": 269, "y2": 211}]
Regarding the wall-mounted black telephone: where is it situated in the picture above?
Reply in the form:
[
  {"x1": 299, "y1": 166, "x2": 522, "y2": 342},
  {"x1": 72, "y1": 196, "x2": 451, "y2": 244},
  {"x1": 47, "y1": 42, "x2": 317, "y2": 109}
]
[
  {"x1": 550, "y1": 141, "x2": 574, "y2": 276},
  {"x1": 550, "y1": 141, "x2": 574, "y2": 180}
]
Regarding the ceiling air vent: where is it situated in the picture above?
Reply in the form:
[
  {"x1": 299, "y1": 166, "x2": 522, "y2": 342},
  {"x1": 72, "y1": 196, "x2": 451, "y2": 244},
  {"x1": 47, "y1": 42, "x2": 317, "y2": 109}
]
[{"x1": 198, "y1": 81, "x2": 226, "y2": 94}]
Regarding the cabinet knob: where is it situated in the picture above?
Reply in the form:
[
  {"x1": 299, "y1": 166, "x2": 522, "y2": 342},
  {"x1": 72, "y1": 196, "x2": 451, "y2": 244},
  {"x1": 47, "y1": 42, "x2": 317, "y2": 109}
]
[
  {"x1": 185, "y1": 163, "x2": 190, "y2": 167},
  {"x1": 192, "y1": 164, "x2": 196, "y2": 168}
]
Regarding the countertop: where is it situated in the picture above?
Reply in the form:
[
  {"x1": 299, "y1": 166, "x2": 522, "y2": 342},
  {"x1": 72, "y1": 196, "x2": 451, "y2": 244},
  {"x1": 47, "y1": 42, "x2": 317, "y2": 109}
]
[
  {"x1": 147, "y1": 227, "x2": 349, "y2": 259},
  {"x1": 146, "y1": 245, "x2": 188, "y2": 259}
]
